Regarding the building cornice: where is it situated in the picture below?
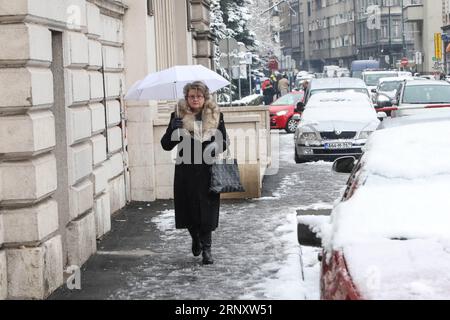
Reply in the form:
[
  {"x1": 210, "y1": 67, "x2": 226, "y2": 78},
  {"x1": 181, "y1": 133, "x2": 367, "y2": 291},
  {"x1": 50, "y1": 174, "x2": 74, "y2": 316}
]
[{"x1": 90, "y1": 0, "x2": 128, "y2": 19}]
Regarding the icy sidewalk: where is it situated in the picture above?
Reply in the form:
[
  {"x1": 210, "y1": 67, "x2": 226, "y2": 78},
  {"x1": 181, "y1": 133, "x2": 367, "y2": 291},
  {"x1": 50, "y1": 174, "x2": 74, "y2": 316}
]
[{"x1": 49, "y1": 133, "x2": 348, "y2": 300}]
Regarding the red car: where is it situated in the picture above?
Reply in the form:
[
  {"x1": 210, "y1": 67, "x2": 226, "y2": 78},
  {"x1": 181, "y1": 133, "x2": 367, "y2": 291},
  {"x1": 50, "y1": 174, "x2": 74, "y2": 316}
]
[
  {"x1": 269, "y1": 92, "x2": 304, "y2": 133},
  {"x1": 299, "y1": 116, "x2": 450, "y2": 300}
]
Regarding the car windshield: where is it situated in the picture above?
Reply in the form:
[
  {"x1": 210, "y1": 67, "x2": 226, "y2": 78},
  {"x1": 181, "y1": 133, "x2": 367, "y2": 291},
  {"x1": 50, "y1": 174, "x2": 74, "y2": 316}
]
[
  {"x1": 311, "y1": 88, "x2": 369, "y2": 96},
  {"x1": 365, "y1": 73, "x2": 398, "y2": 86},
  {"x1": 379, "y1": 81, "x2": 401, "y2": 92},
  {"x1": 271, "y1": 93, "x2": 303, "y2": 106},
  {"x1": 402, "y1": 85, "x2": 450, "y2": 104}
]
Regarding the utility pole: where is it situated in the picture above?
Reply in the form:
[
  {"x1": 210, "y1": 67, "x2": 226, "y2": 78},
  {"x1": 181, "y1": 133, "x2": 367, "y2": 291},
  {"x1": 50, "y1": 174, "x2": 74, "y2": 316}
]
[
  {"x1": 401, "y1": 0, "x2": 406, "y2": 57},
  {"x1": 352, "y1": 0, "x2": 359, "y2": 59},
  {"x1": 328, "y1": 16, "x2": 332, "y2": 61},
  {"x1": 388, "y1": 1, "x2": 392, "y2": 68},
  {"x1": 227, "y1": 36, "x2": 232, "y2": 107}
]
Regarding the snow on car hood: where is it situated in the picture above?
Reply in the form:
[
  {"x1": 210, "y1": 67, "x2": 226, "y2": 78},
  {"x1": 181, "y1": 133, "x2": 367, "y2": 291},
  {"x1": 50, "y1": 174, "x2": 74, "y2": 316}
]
[
  {"x1": 344, "y1": 239, "x2": 450, "y2": 300},
  {"x1": 300, "y1": 105, "x2": 379, "y2": 132}
]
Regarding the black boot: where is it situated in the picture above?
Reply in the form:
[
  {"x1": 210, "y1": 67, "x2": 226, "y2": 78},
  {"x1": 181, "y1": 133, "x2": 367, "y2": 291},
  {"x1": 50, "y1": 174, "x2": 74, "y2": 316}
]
[
  {"x1": 188, "y1": 228, "x2": 202, "y2": 257},
  {"x1": 200, "y1": 231, "x2": 213, "y2": 265}
]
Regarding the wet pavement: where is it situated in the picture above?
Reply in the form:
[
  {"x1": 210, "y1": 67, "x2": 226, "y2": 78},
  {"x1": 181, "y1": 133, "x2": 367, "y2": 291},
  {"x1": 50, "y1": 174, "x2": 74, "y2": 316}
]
[{"x1": 49, "y1": 132, "x2": 349, "y2": 300}]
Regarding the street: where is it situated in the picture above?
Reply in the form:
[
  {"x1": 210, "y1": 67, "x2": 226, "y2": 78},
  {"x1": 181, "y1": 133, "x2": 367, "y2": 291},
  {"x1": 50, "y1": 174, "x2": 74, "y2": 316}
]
[{"x1": 50, "y1": 132, "x2": 349, "y2": 300}]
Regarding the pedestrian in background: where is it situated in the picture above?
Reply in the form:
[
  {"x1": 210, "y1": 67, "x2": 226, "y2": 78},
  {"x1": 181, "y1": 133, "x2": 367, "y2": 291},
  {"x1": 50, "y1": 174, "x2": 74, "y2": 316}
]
[
  {"x1": 161, "y1": 81, "x2": 228, "y2": 265},
  {"x1": 262, "y1": 78, "x2": 275, "y2": 105},
  {"x1": 278, "y1": 74, "x2": 289, "y2": 96},
  {"x1": 273, "y1": 74, "x2": 281, "y2": 99}
]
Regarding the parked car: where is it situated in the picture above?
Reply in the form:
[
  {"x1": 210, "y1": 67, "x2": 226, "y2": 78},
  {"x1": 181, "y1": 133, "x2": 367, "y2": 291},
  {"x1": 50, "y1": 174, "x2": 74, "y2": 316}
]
[
  {"x1": 269, "y1": 92, "x2": 304, "y2": 133},
  {"x1": 377, "y1": 79, "x2": 450, "y2": 117},
  {"x1": 362, "y1": 70, "x2": 410, "y2": 101},
  {"x1": 303, "y1": 77, "x2": 370, "y2": 105},
  {"x1": 372, "y1": 77, "x2": 412, "y2": 114},
  {"x1": 317, "y1": 118, "x2": 450, "y2": 299},
  {"x1": 293, "y1": 92, "x2": 379, "y2": 163}
]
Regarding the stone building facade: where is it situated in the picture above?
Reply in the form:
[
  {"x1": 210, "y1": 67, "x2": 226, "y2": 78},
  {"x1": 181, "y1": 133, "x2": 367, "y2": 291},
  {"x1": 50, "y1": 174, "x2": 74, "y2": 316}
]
[{"x1": 0, "y1": 0, "x2": 214, "y2": 299}]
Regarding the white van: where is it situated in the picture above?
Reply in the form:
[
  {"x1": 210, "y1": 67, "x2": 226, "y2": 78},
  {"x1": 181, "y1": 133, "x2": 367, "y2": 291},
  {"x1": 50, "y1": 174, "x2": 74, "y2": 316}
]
[{"x1": 323, "y1": 65, "x2": 340, "y2": 78}]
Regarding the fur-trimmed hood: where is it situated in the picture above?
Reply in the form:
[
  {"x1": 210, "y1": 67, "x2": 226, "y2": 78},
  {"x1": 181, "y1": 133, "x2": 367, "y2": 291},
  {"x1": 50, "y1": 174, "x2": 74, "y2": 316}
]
[{"x1": 176, "y1": 99, "x2": 220, "y2": 142}]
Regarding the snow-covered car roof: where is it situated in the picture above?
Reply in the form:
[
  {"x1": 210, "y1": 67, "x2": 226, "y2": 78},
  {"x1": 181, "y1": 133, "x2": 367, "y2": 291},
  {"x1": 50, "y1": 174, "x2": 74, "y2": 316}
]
[
  {"x1": 403, "y1": 79, "x2": 450, "y2": 86},
  {"x1": 378, "y1": 76, "x2": 412, "y2": 84},
  {"x1": 309, "y1": 77, "x2": 367, "y2": 90},
  {"x1": 325, "y1": 120, "x2": 450, "y2": 299},
  {"x1": 378, "y1": 108, "x2": 450, "y2": 129},
  {"x1": 307, "y1": 92, "x2": 371, "y2": 105},
  {"x1": 362, "y1": 70, "x2": 399, "y2": 75}
]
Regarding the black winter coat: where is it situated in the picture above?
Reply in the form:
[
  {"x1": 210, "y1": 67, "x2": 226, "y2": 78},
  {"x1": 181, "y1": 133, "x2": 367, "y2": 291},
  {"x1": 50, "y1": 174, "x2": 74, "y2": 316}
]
[{"x1": 161, "y1": 112, "x2": 228, "y2": 231}]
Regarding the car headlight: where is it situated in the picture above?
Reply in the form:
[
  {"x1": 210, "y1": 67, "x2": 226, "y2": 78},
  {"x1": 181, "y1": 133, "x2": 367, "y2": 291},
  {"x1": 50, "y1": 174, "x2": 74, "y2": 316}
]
[
  {"x1": 276, "y1": 110, "x2": 288, "y2": 116},
  {"x1": 358, "y1": 131, "x2": 373, "y2": 139},
  {"x1": 300, "y1": 132, "x2": 318, "y2": 141}
]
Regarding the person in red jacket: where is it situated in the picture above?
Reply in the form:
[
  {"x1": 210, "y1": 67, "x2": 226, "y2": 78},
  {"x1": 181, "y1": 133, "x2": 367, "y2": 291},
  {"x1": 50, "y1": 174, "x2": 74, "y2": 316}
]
[{"x1": 262, "y1": 78, "x2": 275, "y2": 105}]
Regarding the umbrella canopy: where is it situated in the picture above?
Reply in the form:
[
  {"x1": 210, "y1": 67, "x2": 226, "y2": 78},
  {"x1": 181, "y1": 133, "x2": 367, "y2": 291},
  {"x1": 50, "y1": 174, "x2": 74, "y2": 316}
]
[{"x1": 125, "y1": 65, "x2": 230, "y2": 101}]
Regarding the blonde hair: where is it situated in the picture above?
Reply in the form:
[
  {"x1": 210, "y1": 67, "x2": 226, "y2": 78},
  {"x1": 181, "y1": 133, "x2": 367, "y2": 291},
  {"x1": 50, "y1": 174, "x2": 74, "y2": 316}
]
[{"x1": 183, "y1": 81, "x2": 211, "y2": 101}]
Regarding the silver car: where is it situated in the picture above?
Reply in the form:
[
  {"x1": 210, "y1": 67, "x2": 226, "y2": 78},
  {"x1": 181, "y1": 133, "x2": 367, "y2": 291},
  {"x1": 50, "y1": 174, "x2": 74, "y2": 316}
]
[
  {"x1": 294, "y1": 92, "x2": 380, "y2": 163},
  {"x1": 303, "y1": 77, "x2": 370, "y2": 105}
]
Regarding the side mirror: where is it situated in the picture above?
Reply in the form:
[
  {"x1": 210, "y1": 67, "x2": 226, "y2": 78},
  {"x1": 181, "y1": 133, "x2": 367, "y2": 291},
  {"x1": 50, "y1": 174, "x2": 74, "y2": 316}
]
[
  {"x1": 371, "y1": 88, "x2": 377, "y2": 93},
  {"x1": 297, "y1": 210, "x2": 331, "y2": 247},
  {"x1": 332, "y1": 156, "x2": 356, "y2": 174},
  {"x1": 296, "y1": 101, "x2": 305, "y2": 113},
  {"x1": 377, "y1": 111, "x2": 388, "y2": 121},
  {"x1": 376, "y1": 94, "x2": 393, "y2": 108}
]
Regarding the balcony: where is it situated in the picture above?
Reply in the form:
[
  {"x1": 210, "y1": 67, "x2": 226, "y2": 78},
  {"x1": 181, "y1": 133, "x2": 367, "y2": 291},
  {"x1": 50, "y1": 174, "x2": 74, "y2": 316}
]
[{"x1": 403, "y1": 3, "x2": 424, "y2": 22}]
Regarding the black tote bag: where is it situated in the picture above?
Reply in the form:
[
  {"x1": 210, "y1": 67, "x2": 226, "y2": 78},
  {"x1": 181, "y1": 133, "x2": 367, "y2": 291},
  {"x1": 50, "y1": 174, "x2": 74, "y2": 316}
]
[{"x1": 209, "y1": 149, "x2": 245, "y2": 194}]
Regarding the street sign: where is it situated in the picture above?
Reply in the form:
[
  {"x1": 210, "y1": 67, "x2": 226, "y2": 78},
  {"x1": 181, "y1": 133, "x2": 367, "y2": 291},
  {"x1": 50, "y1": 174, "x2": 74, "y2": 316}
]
[
  {"x1": 415, "y1": 51, "x2": 423, "y2": 65},
  {"x1": 434, "y1": 33, "x2": 443, "y2": 60},
  {"x1": 244, "y1": 52, "x2": 252, "y2": 65},
  {"x1": 401, "y1": 57, "x2": 409, "y2": 67},
  {"x1": 442, "y1": 33, "x2": 450, "y2": 42},
  {"x1": 285, "y1": 55, "x2": 292, "y2": 70},
  {"x1": 268, "y1": 58, "x2": 278, "y2": 71}
]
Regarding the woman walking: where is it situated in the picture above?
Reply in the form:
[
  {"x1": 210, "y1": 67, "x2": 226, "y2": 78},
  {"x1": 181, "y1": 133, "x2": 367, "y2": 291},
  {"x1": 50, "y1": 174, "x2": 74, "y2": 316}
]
[{"x1": 161, "y1": 81, "x2": 227, "y2": 265}]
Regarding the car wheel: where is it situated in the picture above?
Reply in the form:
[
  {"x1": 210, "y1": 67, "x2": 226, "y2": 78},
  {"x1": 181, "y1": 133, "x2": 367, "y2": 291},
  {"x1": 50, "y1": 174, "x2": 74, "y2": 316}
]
[{"x1": 285, "y1": 118, "x2": 298, "y2": 133}]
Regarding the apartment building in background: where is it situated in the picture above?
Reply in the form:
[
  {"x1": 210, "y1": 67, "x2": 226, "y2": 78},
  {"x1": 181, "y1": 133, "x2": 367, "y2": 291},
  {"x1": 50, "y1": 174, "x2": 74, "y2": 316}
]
[{"x1": 278, "y1": 0, "x2": 442, "y2": 73}]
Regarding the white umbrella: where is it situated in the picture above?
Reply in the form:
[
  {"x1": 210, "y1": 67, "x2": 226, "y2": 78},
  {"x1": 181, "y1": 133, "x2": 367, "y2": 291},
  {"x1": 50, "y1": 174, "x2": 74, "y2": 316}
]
[
  {"x1": 123, "y1": 79, "x2": 143, "y2": 100},
  {"x1": 125, "y1": 65, "x2": 230, "y2": 101}
]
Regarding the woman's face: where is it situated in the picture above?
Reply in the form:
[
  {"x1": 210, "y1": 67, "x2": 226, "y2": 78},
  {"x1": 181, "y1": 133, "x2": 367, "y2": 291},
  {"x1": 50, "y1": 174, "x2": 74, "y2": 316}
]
[{"x1": 187, "y1": 89, "x2": 205, "y2": 112}]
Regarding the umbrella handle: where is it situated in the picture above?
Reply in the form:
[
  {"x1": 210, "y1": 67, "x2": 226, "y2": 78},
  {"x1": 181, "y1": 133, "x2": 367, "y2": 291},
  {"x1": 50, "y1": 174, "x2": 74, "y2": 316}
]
[{"x1": 173, "y1": 82, "x2": 179, "y2": 117}]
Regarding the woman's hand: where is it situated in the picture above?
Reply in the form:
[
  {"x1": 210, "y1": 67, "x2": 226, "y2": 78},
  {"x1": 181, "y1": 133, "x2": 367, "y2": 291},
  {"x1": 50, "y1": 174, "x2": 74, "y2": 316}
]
[{"x1": 170, "y1": 117, "x2": 183, "y2": 130}]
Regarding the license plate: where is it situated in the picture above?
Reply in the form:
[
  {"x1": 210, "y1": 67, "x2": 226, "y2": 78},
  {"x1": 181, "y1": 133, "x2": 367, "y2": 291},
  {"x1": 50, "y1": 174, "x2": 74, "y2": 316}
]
[{"x1": 324, "y1": 142, "x2": 352, "y2": 149}]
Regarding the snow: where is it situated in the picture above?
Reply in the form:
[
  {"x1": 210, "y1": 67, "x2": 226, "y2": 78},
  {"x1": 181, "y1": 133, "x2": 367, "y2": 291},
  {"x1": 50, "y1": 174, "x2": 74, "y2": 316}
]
[
  {"x1": 116, "y1": 134, "x2": 343, "y2": 300},
  {"x1": 363, "y1": 121, "x2": 450, "y2": 179},
  {"x1": 344, "y1": 239, "x2": 450, "y2": 300},
  {"x1": 301, "y1": 92, "x2": 379, "y2": 125},
  {"x1": 232, "y1": 94, "x2": 262, "y2": 105},
  {"x1": 323, "y1": 120, "x2": 450, "y2": 299}
]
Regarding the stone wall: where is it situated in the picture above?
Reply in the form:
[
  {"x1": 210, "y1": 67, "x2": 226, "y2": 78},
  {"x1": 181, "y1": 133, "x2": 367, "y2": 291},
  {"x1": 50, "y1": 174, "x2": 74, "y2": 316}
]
[{"x1": 0, "y1": 0, "x2": 128, "y2": 299}]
